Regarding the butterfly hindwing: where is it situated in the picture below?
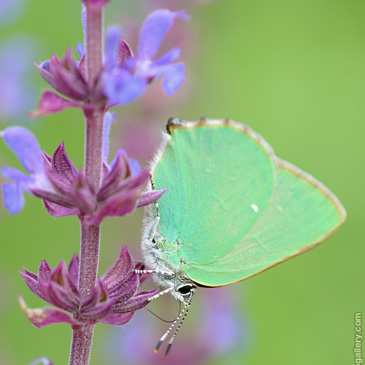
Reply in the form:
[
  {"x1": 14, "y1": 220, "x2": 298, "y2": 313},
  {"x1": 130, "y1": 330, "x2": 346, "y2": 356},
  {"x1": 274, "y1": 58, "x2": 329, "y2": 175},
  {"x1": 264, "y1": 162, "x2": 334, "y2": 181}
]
[{"x1": 184, "y1": 158, "x2": 346, "y2": 286}]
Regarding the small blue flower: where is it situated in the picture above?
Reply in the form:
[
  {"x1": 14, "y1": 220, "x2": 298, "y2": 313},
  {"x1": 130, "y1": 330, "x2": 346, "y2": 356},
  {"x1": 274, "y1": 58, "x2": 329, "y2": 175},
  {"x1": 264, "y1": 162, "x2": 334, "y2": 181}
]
[
  {"x1": 0, "y1": 0, "x2": 23, "y2": 27},
  {"x1": 0, "y1": 36, "x2": 37, "y2": 119},
  {"x1": 103, "y1": 9, "x2": 189, "y2": 106},
  {"x1": 0, "y1": 127, "x2": 51, "y2": 214},
  {"x1": 29, "y1": 357, "x2": 53, "y2": 365},
  {"x1": 102, "y1": 111, "x2": 141, "y2": 176}
]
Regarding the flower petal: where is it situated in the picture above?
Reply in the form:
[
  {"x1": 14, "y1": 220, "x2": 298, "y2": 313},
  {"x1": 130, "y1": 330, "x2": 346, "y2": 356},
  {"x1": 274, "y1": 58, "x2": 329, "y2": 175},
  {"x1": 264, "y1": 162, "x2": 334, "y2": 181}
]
[
  {"x1": 153, "y1": 47, "x2": 181, "y2": 67},
  {"x1": 29, "y1": 357, "x2": 54, "y2": 365},
  {"x1": 71, "y1": 172, "x2": 96, "y2": 214},
  {"x1": 109, "y1": 272, "x2": 139, "y2": 302},
  {"x1": 19, "y1": 269, "x2": 48, "y2": 302},
  {"x1": 116, "y1": 150, "x2": 142, "y2": 176},
  {"x1": 105, "y1": 26, "x2": 123, "y2": 69},
  {"x1": 103, "y1": 69, "x2": 146, "y2": 105},
  {"x1": 1, "y1": 166, "x2": 32, "y2": 183},
  {"x1": 89, "y1": 169, "x2": 149, "y2": 224},
  {"x1": 98, "y1": 151, "x2": 128, "y2": 201},
  {"x1": 36, "y1": 61, "x2": 57, "y2": 90},
  {"x1": 162, "y1": 62, "x2": 185, "y2": 95},
  {"x1": 2, "y1": 182, "x2": 25, "y2": 214},
  {"x1": 1, "y1": 126, "x2": 44, "y2": 174},
  {"x1": 29, "y1": 90, "x2": 80, "y2": 118},
  {"x1": 138, "y1": 10, "x2": 189, "y2": 61},
  {"x1": 18, "y1": 296, "x2": 81, "y2": 328},
  {"x1": 38, "y1": 260, "x2": 51, "y2": 283},
  {"x1": 68, "y1": 254, "x2": 79, "y2": 290},
  {"x1": 87, "y1": 191, "x2": 139, "y2": 225},
  {"x1": 99, "y1": 311, "x2": 134, "y2": 326},
  {"x1": 76, "y1": 43, "x2": 84, "y2": 59},
  {"x1": 101, "y1": 247, "x2": 134, "y2": 292},
  {"x1": 49, "y1": 50, "x2": 89, "y2": 100},
  {"x1": 102, "y1": 112, "x2": 115, "y2": 164},
  {"x1": 51, "y1": 142, "x2": 78, "y2": 183},
  {"x1": 113, "y1": 289, "x2": 158, "y2": 313},
  {"x1": 137, "y1": 189, "x2": 166, "y2": 207},
  {"x1": 80, "y1": 281, "x2": 114, "y2": 320},
  {"x1": 43, "y1": 200, "x2": 79, "y2": 218}
]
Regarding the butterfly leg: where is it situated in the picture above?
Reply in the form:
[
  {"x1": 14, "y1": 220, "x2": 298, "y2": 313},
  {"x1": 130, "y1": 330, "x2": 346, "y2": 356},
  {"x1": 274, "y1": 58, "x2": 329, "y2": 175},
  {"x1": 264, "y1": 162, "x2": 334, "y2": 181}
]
[{"x1": 134, "y1": 268, "x2": 174, "y2": 276}]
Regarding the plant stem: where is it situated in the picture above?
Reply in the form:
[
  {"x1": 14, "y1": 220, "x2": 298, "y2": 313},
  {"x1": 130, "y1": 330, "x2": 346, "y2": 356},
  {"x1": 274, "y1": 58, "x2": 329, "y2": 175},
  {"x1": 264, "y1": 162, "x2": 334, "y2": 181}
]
[
  {"x1": 69, "y1": 324, "x2": 95, "y2": 365},
  {"x1": 69, "y1": 4, "x2": 104, "y2": 365}
]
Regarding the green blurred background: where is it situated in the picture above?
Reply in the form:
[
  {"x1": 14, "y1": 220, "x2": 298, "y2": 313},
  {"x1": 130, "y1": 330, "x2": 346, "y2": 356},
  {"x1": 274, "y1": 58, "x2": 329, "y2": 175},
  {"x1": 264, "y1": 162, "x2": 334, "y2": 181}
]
[{"x1": 0, "y1": 0, "x2": 364, "y2": 364}]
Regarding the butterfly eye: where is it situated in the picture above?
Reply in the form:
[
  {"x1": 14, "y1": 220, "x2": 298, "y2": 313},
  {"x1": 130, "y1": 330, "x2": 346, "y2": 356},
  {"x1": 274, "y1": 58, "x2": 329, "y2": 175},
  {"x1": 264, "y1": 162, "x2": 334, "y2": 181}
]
[{"x1": 177, "y1": 284, "x2": 195, "y2": 295}]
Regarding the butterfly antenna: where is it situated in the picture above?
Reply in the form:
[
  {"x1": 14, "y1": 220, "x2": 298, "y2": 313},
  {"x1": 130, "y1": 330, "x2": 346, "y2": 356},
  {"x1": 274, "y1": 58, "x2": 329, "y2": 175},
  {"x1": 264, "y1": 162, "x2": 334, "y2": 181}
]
[
  {"x1": 153, "y1": 300, "x2": 189, "y2": 354},
  {"x1": 145, "y1": 308, "x2": 176, "y2": 323},
  {"x1": 164, "y1": 292, "x2": 193, "y2": 357}
]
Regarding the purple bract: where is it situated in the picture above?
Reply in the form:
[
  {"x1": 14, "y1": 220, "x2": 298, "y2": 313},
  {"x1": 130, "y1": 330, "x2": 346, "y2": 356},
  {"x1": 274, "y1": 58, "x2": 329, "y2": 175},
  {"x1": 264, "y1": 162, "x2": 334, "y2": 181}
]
[{"x1": 19, "y1": 247, "x2": 157, "y2": 328}]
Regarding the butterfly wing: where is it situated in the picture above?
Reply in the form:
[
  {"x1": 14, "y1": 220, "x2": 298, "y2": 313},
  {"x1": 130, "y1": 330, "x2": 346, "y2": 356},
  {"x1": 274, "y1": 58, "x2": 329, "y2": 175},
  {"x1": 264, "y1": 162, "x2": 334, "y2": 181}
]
[
  {"x1": 152, "y1": 118, "x2": 277, "y2": 266},
  {"x1": 152, "y1": 118, "x2": 346, "y2": 287},
  {"x1": 183, "y1": 158, "x2": 346, "y2": 286}
]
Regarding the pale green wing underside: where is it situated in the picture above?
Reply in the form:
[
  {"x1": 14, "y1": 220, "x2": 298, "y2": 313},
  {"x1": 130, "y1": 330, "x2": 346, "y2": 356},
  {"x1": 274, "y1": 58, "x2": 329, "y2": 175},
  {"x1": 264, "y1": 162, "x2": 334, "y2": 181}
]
[
  {"x1": 152, "y1": 119, "x2": 346, "y2": 287},
  {"x1": 184, "y1": 158, "x2": 346, "y2": 286},
  {"x1": 153, "y1": 119, "x2": 276, "y2": 266}
]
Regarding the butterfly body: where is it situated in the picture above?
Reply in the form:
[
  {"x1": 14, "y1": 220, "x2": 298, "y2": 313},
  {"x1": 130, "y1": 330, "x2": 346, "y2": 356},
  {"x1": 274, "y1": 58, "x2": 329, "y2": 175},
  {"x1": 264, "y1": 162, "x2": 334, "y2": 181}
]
[{"x1": 142, "y1": 201, "x2": 196, "y2": 303}]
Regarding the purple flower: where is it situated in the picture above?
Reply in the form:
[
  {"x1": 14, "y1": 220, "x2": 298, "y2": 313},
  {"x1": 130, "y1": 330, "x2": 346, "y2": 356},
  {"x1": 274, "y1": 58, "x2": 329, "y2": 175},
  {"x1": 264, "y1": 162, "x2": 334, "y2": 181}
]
[
  {"x1": 0, "y1": 0, "x2": 24, "y2": 26},
  {"x1": 103, "y1": 9, "x2": 189, "y2": 106},
  {"x1": 0, "y1": 127, "x2": 53, "y2": 214},
  {"x1": 32, "y1": 9, "x2": 188, "y2": 117},
  {"x1": 29, "y1": 357, "x2": 54, "y2": 365},
  {"x1": 104, "y1": 287, "x2": 247, "y2": 363},
  {"x1": 0, "y1": 36, "x2": 37, "y2": 119},
  {"x1": 19, "y1": 247, "x2": 157, "y2": 328},
  {"x1": 1, "y1": 121, "x2": 165, "y2": 221}
]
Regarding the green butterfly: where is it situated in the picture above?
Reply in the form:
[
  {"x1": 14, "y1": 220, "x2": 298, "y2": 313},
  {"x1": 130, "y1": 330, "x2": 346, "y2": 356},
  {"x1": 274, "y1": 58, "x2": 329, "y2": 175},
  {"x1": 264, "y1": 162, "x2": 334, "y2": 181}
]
[{"x1": 140, "y1": 118, "x2": 346, "y2": 354}]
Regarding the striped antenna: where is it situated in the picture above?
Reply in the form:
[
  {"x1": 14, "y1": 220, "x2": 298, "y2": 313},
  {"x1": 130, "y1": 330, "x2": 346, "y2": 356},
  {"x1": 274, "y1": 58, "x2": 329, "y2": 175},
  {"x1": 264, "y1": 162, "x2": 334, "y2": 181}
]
[
  {"x1": 153, "y1": 300, "x2": 189, "y2": 354},
  {"x1": 164, "y1": 291, "x2": 193, "y2": 357}
]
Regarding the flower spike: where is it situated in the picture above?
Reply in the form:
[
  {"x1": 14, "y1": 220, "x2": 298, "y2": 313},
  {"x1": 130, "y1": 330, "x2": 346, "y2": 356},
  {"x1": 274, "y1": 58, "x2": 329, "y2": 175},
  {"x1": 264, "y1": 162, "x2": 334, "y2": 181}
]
[{"x1": 19, "y1": 247, "x2": 157, "y2": 328}]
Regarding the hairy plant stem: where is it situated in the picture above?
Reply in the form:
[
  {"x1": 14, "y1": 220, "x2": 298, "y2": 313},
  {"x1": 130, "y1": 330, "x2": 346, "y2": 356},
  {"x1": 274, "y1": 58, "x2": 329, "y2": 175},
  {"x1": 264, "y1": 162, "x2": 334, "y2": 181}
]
[
  {"x1": 69, "y1": 323, "x2": 95, "y2": 365},
  {"x1": 69, "y1": 4, "x2": 104, "y2": 365}
]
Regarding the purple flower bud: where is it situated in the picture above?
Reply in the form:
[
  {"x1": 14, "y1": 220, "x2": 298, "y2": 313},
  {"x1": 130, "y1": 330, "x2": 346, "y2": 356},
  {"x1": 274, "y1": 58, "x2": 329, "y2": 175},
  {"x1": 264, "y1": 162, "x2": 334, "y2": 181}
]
[
  {"x1": 19, "y1": 247, "x2": 156, "y2": 328},
  {"x1": 39, "y1": 48, "x2": 89, "y2": 101}
]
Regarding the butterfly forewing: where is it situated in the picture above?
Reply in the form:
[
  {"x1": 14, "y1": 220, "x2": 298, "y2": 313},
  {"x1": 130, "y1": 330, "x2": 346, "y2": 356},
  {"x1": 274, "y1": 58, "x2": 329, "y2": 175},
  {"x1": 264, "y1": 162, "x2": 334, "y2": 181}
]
[{"x1": 153, "y1": 119, "x2": 277, "y2": 268}]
